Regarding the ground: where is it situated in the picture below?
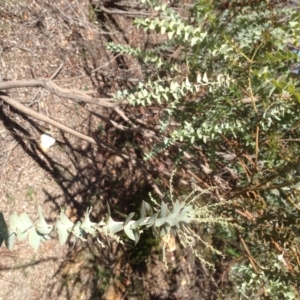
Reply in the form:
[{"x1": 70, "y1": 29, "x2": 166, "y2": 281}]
[{"x1": 0, "y1": 1, "x2": 229, "y2": 299}]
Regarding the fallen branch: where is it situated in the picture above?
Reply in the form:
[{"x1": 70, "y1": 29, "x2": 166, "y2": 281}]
[
  {"x1": 1, "y1": 95, "x2": 97, "y2": 145},
  {"x1": 0, "y1": 79, "x2": 122, "y2": 107},
  {"x1": 97, "y1": 5, "x2": 153, "y2": 17}
]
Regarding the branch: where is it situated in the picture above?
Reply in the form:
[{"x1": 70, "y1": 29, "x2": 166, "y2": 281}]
[
  {"x1": 0, "y1": 95, "x2": 97, "y2": 145},
  {"x1": 97, "y1": 5, "x2": 153, "y2": 17},
  {"x1": 0, "y1": 79, "x2": 122, "y2": 107}
]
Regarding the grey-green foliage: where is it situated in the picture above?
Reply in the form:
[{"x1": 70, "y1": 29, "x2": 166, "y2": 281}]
[
  {"x1": 2, "y1": 207, "x2": 53, "y2": 250},
  {"x1": 231, "y1": 262, "x2": 297, "y2": 300},
  {"x1": 0, "y1": 198, "x2": 215, "y2": 250},
  {"x1": 0, "y1": 187, "x2": 237, "y2": 269},
  {"x1": 108, "y1": 1, "x2": 300, "y2": 158}
]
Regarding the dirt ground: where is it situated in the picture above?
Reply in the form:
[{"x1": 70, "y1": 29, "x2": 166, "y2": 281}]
[{"x1": 0, "y1": 1, "x2": 229, "y2": 299}]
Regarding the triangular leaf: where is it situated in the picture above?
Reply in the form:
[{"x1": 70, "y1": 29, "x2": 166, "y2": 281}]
[
  {"x1": 123, "y1": 223, "x2": 135, "y2": 241},
  {"x1": 158, "y1": 202, "x2": 169, "y2": 218},
  {"x1": 56, "y1": 219, "x2": 70, "y2": 245},
  {"x1": 36, "y1": 206, "x2": 53, "y2": 235},
  {"x1": 172, "y1": 200, "x2": 182, "y2": 215},
  {"x1": 72, "y1": 221, "x2": 84, "y2": 238},
  {"x1": 202, "y1": 72, "x2": 208, "y2": 83},
  {"x1": 145, "y1": 213, "x2": 158, "y2": 228},
  {"x1": 124, "y1": 212, "x2": 135, "y2": 226},
  {"x1": 168, "y1": 30, "x2": 175, "y2": 40},
  {"x1": 9, "y1": 212, "x2": 19, "y2": 231},
  {"x1": 59, "y1": 212, "x2": 74, "y2": 228},
  {"x1": 144, "y1": 201, "x2": 153, "y2": 215},
  {"x1": 16, "y1": 213, "x2": 33, "y2": 241},
  {"x1": 18, "y1": 213, "x2": 33, "y2": 229},
  {"x1": 134, "y1": 230, "x2": 140, "y2": 245},
  {"x1": 29, "y1": 230, "x2": 41, "y2": 250},
  {"x1": 105, "y1": 217, "x2": 124, "y2": 234},
  {"x1": 17, "y1": 227, "x2": 30, "y2": 241},
  {"x1": 191, "y1": 37, "x2": 199, "y2": 47}
]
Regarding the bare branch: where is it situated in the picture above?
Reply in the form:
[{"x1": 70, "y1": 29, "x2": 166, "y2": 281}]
[
  {"x1": 1, "y1": 95, "x2": 97, "y2": 145},
  {"x1": 97, "y1": 5, "x2": 153, "y2": 17},
  {"x1": 0, "y1": 79, "x2": 122, "y2": 107}
]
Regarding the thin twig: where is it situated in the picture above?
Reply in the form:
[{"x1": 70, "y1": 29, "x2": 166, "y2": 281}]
[
  {"x1": 239, "y1": 235, "x2": 260, "y2": 273},
  {"x1": 50, "y1": 63, "x2": 64, "y2": 80}
]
